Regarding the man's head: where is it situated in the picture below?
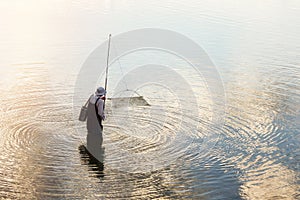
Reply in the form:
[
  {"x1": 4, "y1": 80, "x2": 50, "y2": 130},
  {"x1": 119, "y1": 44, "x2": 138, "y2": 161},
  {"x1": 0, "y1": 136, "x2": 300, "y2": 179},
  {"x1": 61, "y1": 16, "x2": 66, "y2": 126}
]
[{"x1": 95, "y1": 87, "x2": 106, "y2": 97}]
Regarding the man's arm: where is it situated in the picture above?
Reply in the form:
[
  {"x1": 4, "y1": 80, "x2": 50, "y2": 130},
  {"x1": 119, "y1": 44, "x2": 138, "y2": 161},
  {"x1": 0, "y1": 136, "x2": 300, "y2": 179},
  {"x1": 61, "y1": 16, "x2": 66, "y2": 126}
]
[{"x1": 97, "y1": 99, "x2": 106, "y2": 120}]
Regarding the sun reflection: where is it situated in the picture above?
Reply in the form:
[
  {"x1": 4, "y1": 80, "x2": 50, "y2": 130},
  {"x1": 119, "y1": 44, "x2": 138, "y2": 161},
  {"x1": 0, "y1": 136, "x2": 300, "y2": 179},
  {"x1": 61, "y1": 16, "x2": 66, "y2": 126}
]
[
  {"x1": 224, "y1": 66, "x2": 299, "y2": 199},
  {"x1": 240, "y1": 163, "x2": 298, "y2": 199}
]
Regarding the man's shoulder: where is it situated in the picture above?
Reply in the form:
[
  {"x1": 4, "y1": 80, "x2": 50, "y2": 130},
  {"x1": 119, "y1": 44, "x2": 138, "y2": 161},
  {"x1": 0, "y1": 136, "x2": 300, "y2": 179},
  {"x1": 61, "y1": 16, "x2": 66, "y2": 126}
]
[{"x1": 96, "y1": 98, "x2": 104, "y2": 105}]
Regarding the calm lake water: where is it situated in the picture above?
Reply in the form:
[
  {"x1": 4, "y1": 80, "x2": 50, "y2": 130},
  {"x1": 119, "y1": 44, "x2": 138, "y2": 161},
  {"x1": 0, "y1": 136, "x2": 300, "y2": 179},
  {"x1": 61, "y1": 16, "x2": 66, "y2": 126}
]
[{"x1": 0, "y1": 0, "x2": 299, "y2": 199}]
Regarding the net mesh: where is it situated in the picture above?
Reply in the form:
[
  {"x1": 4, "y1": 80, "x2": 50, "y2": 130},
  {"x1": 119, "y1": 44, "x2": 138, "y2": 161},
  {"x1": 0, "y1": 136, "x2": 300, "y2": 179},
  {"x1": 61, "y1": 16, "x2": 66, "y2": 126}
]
[{"x1": 108, "y1": 96, "x2": 150, "y2": 108}]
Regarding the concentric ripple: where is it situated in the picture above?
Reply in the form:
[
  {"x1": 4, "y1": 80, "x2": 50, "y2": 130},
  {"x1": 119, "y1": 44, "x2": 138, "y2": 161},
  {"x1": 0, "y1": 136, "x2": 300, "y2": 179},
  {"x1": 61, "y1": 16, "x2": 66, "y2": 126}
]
[{"x1": 1, "y1": 61, "x2": 298, "y2": 199}]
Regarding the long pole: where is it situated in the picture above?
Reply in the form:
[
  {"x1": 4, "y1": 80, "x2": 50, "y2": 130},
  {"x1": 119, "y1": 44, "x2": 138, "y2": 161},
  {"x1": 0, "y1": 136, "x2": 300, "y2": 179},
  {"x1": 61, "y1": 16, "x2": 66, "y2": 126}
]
[{"x1": 104, "y1": 34, "x2": 111, "y2": 109}]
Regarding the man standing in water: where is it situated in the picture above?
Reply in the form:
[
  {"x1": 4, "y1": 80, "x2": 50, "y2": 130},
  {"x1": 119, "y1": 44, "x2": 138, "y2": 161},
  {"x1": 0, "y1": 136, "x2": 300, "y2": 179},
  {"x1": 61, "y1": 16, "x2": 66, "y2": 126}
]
[{"x1": 86, "y1": 86, "x2": 106, "y2": 161}]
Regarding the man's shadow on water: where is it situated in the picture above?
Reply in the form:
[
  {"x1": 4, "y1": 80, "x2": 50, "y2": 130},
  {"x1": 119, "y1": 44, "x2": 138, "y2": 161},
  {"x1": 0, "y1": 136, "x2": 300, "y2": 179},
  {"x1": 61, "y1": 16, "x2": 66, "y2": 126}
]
[{"x1": 78, "y1": 145, "x2": 105, "y2": 178}]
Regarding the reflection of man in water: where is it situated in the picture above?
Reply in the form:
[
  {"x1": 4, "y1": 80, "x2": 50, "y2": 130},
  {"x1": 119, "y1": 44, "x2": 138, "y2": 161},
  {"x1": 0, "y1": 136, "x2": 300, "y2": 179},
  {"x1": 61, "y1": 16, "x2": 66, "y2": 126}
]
[{"x1": 86, "y1": 86, "x2": 106, "y2": 161}]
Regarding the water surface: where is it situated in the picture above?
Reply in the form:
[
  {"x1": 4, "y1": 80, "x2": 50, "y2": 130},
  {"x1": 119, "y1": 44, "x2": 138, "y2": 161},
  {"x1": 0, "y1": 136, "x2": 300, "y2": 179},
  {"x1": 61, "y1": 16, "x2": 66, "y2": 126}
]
[{"x1": 0, "y1": 0, "x2": 299, "y2": 199}]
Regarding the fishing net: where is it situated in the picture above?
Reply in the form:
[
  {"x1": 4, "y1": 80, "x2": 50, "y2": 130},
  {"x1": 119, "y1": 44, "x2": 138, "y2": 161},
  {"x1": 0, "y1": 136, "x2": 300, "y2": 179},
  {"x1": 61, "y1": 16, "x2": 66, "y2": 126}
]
[
  {"x1": 104, "y1": 36, "x2": 150, "y2": 108},
  {"x1": 108, "y1": 90, "x2": 150, "y2": 108}
]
